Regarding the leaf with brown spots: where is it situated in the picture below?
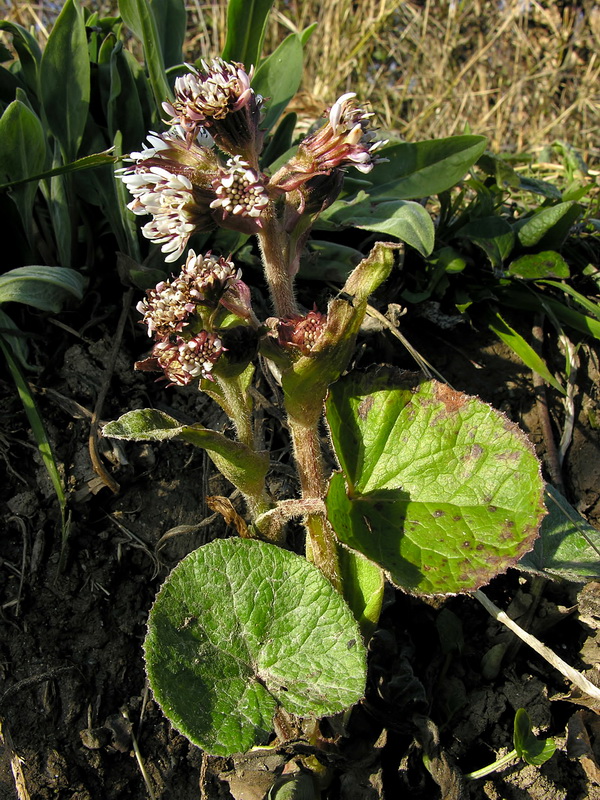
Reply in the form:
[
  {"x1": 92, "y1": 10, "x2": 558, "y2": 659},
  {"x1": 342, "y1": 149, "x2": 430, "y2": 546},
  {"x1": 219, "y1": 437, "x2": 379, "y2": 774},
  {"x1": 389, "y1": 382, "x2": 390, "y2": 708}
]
[{"x1": 325, "y1": 367, "x2": 546, "y2": 596}]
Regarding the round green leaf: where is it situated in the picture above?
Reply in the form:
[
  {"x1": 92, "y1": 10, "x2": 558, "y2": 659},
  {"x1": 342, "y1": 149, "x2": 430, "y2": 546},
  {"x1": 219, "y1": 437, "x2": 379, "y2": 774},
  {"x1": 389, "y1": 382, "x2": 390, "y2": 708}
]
[
  {"x1": 325, "y1": 369, "x2": 545, "y2": 596},
  {"x1": 144, "y1": 538, "x2": 366, "y2": 756}
]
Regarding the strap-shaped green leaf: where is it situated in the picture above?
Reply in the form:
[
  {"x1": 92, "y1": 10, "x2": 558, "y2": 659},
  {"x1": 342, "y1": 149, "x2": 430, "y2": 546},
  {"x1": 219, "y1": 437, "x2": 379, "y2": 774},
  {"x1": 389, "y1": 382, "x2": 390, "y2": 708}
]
[
  {"x1": 0, "y1": 99, "x2": 47, "y2": 239},
  {"x1": 149, "y1": 0, "x2": 186, "y2": 69},
  {"x1": 366, "y1": 135, "x2": 488, "y2": 200},
  {"x1": 145, "y1": 538, "x2": 366, "y2": 755},
  {"x1": 252, "y1": 34, "x2": 303, "y2": 132},
  {"x1": 325, "y1": 368, "x2": 545, "y2": 596},
  {"x1": 0, "y1": 20, "x2": 42, "y2": 96},
  {"x1": 40, "y1": 0, "x2": 90, "y2": 162},
  {"x1": 486, "y1": 310, "x2": 565, "y2": 394},
  {"x1": 0, "y1": 266, "x2": 86, "y2": 312},
  {"x1": 221, "y1": 0, "x2": 274, "y2": 68},
  {"x1": 118, "y1": 0, "x2": 173, "y2": 115}
]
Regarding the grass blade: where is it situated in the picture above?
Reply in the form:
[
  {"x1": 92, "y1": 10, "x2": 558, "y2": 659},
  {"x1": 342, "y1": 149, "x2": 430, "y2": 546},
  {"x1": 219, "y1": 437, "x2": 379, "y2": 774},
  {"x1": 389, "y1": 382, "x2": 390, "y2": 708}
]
[
  {"x1": 0, "y1": 334, "x2": 68, "y2": 539},
  {"x1": 487, "y1": 310, "x2": 566, "y2": 394}
]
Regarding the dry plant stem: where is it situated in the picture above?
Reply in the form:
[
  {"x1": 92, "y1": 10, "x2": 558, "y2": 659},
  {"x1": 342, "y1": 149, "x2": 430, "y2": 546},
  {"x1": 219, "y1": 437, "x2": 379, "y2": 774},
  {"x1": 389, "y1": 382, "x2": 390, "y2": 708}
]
[
  {"x1": 474, "y1": 589, "x2": 600, "y2": 704},
  {"x1": 288, "y1": 416, "x2": 342, "y2": 591},
  {"x1": 0, "y1": 718, "x2": 30, "y2": 800},
  {"x1": 257, "y1": 213, "x2": 299, "y2": 319}
]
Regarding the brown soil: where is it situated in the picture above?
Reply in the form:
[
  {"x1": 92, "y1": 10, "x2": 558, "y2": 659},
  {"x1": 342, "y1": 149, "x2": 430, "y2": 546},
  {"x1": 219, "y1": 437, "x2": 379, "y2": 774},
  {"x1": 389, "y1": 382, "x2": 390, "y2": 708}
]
[{"x1": 1, "y1": 297, "x2": 599, "y2": 800}]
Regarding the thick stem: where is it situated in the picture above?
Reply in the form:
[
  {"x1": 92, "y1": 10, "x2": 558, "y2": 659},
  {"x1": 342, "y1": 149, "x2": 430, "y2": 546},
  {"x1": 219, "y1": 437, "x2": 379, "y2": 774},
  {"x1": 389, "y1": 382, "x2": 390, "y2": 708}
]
[
  {"x1": 288, "y1": 416, "x2": 342, "y2": 591},
  {"x1": 257, "y1": 212, "x2": 299, "y2": 319}
]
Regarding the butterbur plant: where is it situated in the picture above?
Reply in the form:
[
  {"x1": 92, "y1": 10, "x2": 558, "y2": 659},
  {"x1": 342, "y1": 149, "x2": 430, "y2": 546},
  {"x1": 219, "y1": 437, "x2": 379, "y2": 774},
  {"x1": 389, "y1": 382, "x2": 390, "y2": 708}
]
[{"x1": 103, "y1": 52, "x2": 546, "y2": 782}]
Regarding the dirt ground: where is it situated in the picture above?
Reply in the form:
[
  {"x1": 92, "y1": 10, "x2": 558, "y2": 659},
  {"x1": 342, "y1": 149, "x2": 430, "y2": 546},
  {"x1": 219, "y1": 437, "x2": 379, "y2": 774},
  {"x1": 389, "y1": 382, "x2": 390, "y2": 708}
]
[{"x1": 1, "y1": 283, "x2": 599, "y2": 799}]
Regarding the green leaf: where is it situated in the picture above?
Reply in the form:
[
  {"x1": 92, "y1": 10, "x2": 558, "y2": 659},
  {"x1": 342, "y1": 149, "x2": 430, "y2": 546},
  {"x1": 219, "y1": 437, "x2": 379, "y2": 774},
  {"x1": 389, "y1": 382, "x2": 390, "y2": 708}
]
[
  {"x1": 0, "y1": 266, "x2": 86, "y2": 312},
  {"x1": 367, "y1": 135, "x2": 488, "y2": 201},
  {"x1": 455, "y1": 217, "x2": 515, "y2": 269},
  {"x1": 0, "y1": 100, "x2": 47, "y2": 238},
  {"x1": 0, "y1": 335, "x2": 67, "y2": 532},
  {"x1": 508, "y1": 251, "x2": 570, "y2": 280},
  {"x1": 541, "y1": 297, "x2": 600, "y2": 341},
  {"x1": 513, "y1": 708, "x2": 555, "y2": 767},
  {"x1": 106, "y1": 42, "x2": 145, "y2": 148},
  {"x1": 102, "y1": 408, "x2": 269, "y2": 500},
  {"x1": 0, "y1": 21, "x2": 42, "y2": 96},
  {"x1": 316, "y1": 194, "x2": 435, "y2": 255},
  {"x1": 0, "y1": 309, "x2": 33, "y2": 369},
  {"x1": 325, "y1": 368, "x2": 545, "y2": 596},
  {"x1": 40, "y1": 0, "x2": 90, "y2": 161},
  {"x1": 0, "y1": 151, "x2": 117, "y2": 191},
  {"x1": 47, "y1": 143, "x2": 72, "y2": 267},
  {"x1": 118, "y1": 0, "x2": 172, "y2": 114},
  {"x1": 144, "y1": 537, "x2": 366, "y2": 755},
  {"x1": 252, "y1": 34, "x2": 303, "y2": 132},
  {"x1": 300, "y1": 240, "x2": 363, "y2": 283},
  {"x1": 518, "y1": 485, "x2": 600, "y2": 582},
  {"x1": 495, "y1": 287, "x2": 600, "y2": 341},
  {"x1": 338, "y1": 547, "x2": 385, "y2": 639},
  {"x1": 486, "y1": 310, "x2": 565, "y2": 394},
  {"x1": 538, "y1": 280, "x2": 600, "y2": 322},
  {"x1": 518, "y1": 175, "x2": 562, "y2": 201},
  {"x1": 150, "y1": 0, "x2": 186, "y2": 69},
  {"x1": 517, "y1": 202, "x2": 582, "y2": 249},
  {"x1": 353, "y1": 200, "x2": 435, "y2": 256},
  {"x1": 222, "y1": 0, "x2": 274, "y2": 67}
]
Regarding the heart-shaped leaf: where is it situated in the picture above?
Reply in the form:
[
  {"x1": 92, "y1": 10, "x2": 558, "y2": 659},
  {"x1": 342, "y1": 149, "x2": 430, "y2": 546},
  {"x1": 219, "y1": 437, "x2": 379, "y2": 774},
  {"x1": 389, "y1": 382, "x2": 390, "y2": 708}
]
[
  {"x1": 325, "y1": 368, "x2": 545, "y2": 596},
  {"x1": 145, "y1": 537, "x2": 366, "y2": 755}
]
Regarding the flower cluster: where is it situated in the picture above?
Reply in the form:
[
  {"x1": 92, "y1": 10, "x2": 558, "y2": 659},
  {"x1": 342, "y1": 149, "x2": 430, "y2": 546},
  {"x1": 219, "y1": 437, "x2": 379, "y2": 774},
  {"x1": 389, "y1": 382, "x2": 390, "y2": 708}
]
[
  {"x1": 210, "y1": 156, "x2": 269, "y2": 221},
  {"x1": 274, "y1": 310, "x2": 328, "y2": 356},
  {"x1": 163, "y1": 58, "x2": 262, "y2": 155},
  {"x1": 271, "y1": 93, "x2": 387, "y2": 194},
  {"x1": 135, "y1": 250, "x2": 254, "y2": 385},
  {"x1": 136, "y1": 250, "x2": 240, "y2": 337},
  {"x1": 149, "y1": 331, "x2": 225, "y2": 386},
  {"x1": 117, "y1": 58, "x2": 388, "y2": 387},
  {"x1": 118, "y1": 57, "x2": 386, "y2": 267}
]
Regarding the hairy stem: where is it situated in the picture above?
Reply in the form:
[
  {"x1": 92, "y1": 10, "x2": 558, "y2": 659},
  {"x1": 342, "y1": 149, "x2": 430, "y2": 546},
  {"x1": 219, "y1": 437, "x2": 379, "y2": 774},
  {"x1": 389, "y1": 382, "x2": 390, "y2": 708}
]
[
  {"x1": 288, "y1": 416, "x2": 342, "y2": 591},
  {"x1": 257, "y1": 212, "x2": 299, "y2": 319},
  {"x1": 215, "y1": 374, "x2": 255, "y2": 449}
]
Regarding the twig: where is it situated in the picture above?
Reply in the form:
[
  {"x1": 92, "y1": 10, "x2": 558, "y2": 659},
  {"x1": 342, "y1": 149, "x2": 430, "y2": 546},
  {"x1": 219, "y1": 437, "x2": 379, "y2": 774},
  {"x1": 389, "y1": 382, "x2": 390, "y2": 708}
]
[
  {"x1": 365, "y1": 303, "x2": 451, "y2": 383},
  {"x1": 474, "y1": 589, "x2": 600, "y2": 704},
  {"x1": 0, "y1": 718, "x2": 30, "y2": 800},
  {"x1": 122, "y1": 708, "x2": 156, "y2": 800}
]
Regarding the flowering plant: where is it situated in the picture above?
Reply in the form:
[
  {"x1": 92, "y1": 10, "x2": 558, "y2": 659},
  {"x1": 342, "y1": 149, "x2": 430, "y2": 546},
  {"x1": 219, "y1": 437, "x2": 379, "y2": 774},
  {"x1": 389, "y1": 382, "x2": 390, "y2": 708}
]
[{"x1": 104, "y1": 42, "x2": 545, "y2": 796}]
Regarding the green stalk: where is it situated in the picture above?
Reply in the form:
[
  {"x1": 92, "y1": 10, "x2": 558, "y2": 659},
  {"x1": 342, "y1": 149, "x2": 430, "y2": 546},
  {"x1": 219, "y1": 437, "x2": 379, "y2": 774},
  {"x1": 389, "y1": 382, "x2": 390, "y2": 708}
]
[
  {"x1": 216, "y1": 373, "x2": 255, "y2": 449},
  {"x1": 463, "y1": 750, "x2": 518, "y2": 780}
]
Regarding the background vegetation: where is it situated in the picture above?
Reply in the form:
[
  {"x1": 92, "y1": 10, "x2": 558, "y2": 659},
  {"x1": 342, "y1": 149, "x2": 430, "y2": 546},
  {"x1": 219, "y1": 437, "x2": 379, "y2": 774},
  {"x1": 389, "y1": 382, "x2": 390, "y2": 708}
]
[{"x1": 2, "y1": 0, "x2": 599, "y2": 163}]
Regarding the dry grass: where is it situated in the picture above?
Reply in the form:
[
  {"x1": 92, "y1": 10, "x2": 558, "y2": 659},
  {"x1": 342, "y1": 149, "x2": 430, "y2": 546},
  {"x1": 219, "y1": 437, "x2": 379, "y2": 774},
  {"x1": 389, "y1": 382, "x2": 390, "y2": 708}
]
[{"x1": 2, "y1": 0, "x2": 599, "y2": 161}]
